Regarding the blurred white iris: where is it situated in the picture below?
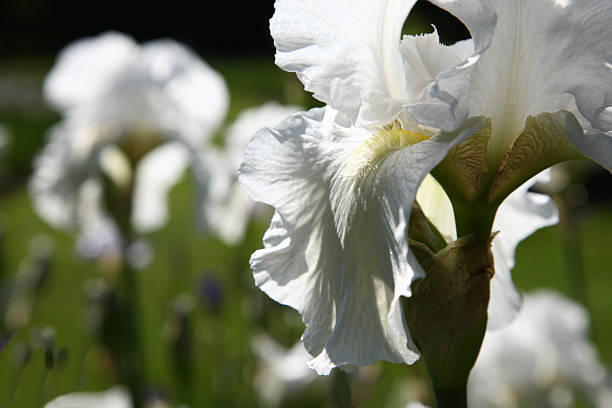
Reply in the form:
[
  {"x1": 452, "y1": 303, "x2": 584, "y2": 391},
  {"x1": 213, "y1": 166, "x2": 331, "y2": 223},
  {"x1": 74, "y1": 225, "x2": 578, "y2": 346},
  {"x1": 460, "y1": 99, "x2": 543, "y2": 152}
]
[
  {"x1": 250, "y1": 333, "x2": 318, "y2": 407},
  {"x1": 30, "y1": 32, "x2": 229, "y2": 252},
  {"x1": 198, "y1": 102, "x2": 300, "y2": 245},
  {"x1": 469, "y1": 290, "x2": 612, "y2": 408}
]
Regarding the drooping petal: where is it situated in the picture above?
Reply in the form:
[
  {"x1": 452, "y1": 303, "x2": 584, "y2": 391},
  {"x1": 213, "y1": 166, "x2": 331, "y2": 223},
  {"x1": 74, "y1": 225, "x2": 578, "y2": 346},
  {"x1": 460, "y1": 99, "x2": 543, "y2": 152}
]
[
  {"x1": 132, "y1": 142, "x2": 190, "y2": 232},
  {"x1": 488, "y1": 170, "x2": 559, "y2": 329},
  {"x1": 240, "y1": 107, "x2": 483, "y2": 373},
  {"x1": 44, "y1": 32, "x2": 136, "y2": 112},
  {"x1": 240, "y1": 108, "x2": 413, "y2": 373},
  {"x1": 270, "y1": 0, "x2": 417, "y2": 125},
  {"x1": 240, "y1": 109, "x2": 347, "y2": 372},
  {"x1": 463, "y1": 0, "x2": 612, "y2": 163}
]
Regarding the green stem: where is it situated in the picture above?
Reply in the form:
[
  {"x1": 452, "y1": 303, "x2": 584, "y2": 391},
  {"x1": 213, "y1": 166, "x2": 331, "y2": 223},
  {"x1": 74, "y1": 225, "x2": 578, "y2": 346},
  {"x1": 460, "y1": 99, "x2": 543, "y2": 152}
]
[
  {"x1": 101, "y1": 145, "x2": 145, "y2": 407},
  {"x1": 117, "y1": 259, "x2": 145, "y2": 408},
  {"x1": 432, "y1": 384, "x2": 467, "y2": 408},
  {"x1": 451, "y1": 196, "x2": 498, "y2": 241},
  {"x1": 555, "y1": 193, "x2": 590, "y2": 309}
]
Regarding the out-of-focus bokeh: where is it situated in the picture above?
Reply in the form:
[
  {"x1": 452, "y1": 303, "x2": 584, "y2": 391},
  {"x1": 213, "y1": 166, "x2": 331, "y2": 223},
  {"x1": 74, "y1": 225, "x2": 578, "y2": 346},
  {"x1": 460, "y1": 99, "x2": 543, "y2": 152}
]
[{"x1": 0, "y1": 1, "x2": 611, "y2": 407}]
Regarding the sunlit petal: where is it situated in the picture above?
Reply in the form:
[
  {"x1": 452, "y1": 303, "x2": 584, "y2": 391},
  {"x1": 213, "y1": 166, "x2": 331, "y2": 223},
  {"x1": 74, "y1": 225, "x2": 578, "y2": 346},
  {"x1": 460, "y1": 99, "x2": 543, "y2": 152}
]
[
  {"x1": 271, "y1": 0, "x2": 417, "y2": 125},
  {"x1": 240, "y1": 107, "x2": 483, "y2": 373},
  {"x1": 463, "y1": 0, "x2": 612, "y2": 164}
]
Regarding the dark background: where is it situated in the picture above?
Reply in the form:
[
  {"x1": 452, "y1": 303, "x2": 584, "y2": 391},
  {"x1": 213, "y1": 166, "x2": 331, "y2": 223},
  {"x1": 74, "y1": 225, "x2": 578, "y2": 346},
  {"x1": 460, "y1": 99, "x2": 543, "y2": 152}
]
[{"x1": 0, "y1": 0, "x2": 469, "y2": 58}]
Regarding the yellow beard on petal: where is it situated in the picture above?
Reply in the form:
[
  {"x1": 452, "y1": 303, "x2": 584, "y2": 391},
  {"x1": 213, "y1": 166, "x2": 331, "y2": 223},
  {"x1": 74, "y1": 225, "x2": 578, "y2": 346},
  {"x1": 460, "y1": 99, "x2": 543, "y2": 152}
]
[{"x1": 341, "y1": 121, "x2": 430, "y2": 179}]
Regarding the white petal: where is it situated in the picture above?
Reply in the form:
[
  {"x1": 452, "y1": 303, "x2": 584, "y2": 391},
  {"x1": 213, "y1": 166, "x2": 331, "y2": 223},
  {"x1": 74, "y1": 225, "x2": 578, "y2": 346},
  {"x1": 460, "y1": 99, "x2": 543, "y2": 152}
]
[
  {"x1": 465, "y1": 0, "x2": 612, "y2": 161},
  {"x1": 331, "y1": 117, "x2": 485, "y2": 371},
  {"x1": 44, "y1": 386, "x2": 131, "y2": 408},
  {"x1": 404, "y1": 0, "x2": 497, "y2": 131},
  {"x1": 240, "y1": 107, "x2": 483, "y2": 374},
  {"x1": 29, "y1": 122, "x2": 101, "y2": 229},
  {"x1": 240, "y1": 109, "x2": 345, "y2": 372},
  {"x1": 142, "y1": 39, "x2": 230, "y2": 144},
  {"x1": 44, "y1": 32, "x2": 136, "y2": 112},
  {"x1": 132, "y1": 142, "x2": 189, "y2": 232},
  {"x1": 415, "y1": 174, "x2": 456, "y2": 240},
  {"x1": 399, "y1": 31, "x2": 474, "y2": 106},
  {"x1": 272, "y1": 0, "x2": 496, "y2": 131},
  {"x1": 565, "y1": 113, "x2": 612, "y2": 173},
  {"x1": 225, "y1": 102, "x2": 301, "y2": 170},
  {"x1": 488, "y1": 171, "x2": 559, "y2": 329},
  {"x1": 240, "y1": 108, "x2": 413, "y2": 373},
  {"x1": 49, "y1": 33, "x2": 229, "y2": 147},
  {"x1": 270, "y1": 0, "x2": 417, "y2": 124}
]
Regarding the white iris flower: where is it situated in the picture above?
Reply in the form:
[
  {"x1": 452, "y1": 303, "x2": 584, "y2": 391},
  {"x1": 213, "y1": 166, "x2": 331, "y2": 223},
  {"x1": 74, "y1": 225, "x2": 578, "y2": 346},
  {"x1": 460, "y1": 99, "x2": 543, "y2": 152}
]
[
  {"x1": 240, "y1": 0, "x2": 611, "y2": 374},
  {"x1": 30, "y1": 32, "x2": 229, "y2": 240}
]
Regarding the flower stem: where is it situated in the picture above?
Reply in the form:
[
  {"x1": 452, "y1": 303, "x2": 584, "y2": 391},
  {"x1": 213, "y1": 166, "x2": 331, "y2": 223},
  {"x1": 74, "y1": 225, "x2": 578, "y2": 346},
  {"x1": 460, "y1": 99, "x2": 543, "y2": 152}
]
[
  {"x1": 404, "y1": 235, "x2": 494, "y2": 408},
  {"x1": 431, "y1": 384, "x2": 467, "y2": 408},
  {"x1": 116, "y1": 260, "x2": 145, "y2": 408}
]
